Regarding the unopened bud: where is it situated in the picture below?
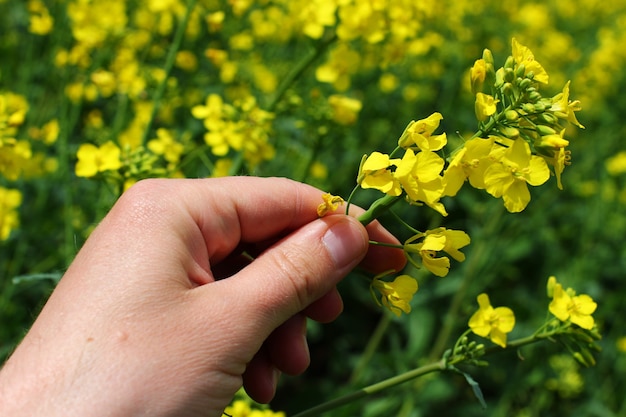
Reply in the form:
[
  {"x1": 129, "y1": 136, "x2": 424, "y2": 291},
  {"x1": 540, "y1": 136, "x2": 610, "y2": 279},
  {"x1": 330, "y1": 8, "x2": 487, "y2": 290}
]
[
  {"x1": 515, "y1": 63, "x2": 526, "y2": 78},
  {"x1": 505, "y1": 110, "x2": 519, "y2": 121},
  {"x1": 539, "y1": 113, "x2": 559, "y2": 124},
  {"x1": 529, "y1": 92, "x2": 542, "y2": 103},
  {"x1": 504, "y1": 56, "x2": 515, "y2": 69},
  {"x1": 536, "y1": 132, "x2": 569, "y2": 150},
  {"x1": 504, "y1": 68, "x2": 515, "y2": 83},
  {"x1": 534, "y1": 102, "x2": 546, "y2": 112},
  {"x1": 482, "y1": 48, "x2": 494, "y2": 67},
  {"x1": 536, "y1": 125, "x2": 557, "y2": 136},
  {"x1": 518, "y1": 78, "x2": 532, "y2": 90},
  {"x1": 470, "y1": 59, "x2": 487, "y2": 95},
  {"x1": 499, "y1": 126, "x2": 520, "y2": 138}
]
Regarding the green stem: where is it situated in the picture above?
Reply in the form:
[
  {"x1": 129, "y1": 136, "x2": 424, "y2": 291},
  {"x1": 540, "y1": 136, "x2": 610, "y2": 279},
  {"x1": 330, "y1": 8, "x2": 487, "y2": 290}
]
[
  {"x1": 293, "y1": 329, "x2": 557, "y2": 417},
  {"x1": 292, "y1": 360, "x2": 445, "y2": 417},
  {"x1": 140, "y1": 0, "x2": 197, "y2": 146},
  {"x1": 349, "y1": 314, "x2": 392, "y2": 385},
  {"x1": 267, "y1": 33, "x2": 337, "y2": 112},
  {"x1": 357, "y1": 195, "x2": 404, "y2": 226}
]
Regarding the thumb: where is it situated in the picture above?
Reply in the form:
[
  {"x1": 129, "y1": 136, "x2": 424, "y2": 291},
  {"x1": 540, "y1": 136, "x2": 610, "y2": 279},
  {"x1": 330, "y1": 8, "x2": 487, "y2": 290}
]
[{"x1": 220, "y1": 215, "x2": 369, "y2": 334}]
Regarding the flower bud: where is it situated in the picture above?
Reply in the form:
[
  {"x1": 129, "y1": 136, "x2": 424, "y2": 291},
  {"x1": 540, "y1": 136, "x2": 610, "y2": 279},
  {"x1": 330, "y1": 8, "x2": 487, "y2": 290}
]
[
  {"x1": 503, "y1": 68, "x2": 515, "y2": 83},
  {"x1": 499, "y1": 126, "x2": 520, "y2": 138},
  {"x1": 504, "y1": 55, "x2": 515, "y2": 69},
  {"x1": 482, "y1": 48, "x2": 494, "y2": 67},
  {"x1": 502, "y1": 82, "x2": 514, "y2": 97},
  {"x1": 518, "y1": 78, "x2": 532, "y2": 90},
  {"x1": 515, "y1": 63, "x2": 526, "y2": 78},
  {"x1": 470, "y1": 59, "x2": 487, "y2": 95},
  {"x1": 536, "y1": 125, "x2": 557, "y2": 136},
  {"x1": 504, "y1": 110, "x2": 519, "y2": 121}
]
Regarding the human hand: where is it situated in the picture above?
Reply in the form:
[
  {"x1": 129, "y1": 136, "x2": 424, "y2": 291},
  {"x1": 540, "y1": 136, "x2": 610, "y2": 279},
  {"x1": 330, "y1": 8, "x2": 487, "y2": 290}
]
[{"x1": 0, "y1": 177, "x2": 405, "y2": 417}]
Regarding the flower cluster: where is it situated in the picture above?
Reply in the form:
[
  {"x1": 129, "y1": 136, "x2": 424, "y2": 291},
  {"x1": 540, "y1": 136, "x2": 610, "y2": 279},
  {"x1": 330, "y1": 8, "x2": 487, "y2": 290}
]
[
  {"x1": 357, "y1": 112, "x2": 449, "y2": 216},
  {"x1": 446, "y1": 38, "x2": 584, "y2": 212},
  {"x1": 1, "y1": 91, "x2": 58, "y2": 240},
  {"x1": 192, "y1": 93, "x2": 275, "y2": 167}
]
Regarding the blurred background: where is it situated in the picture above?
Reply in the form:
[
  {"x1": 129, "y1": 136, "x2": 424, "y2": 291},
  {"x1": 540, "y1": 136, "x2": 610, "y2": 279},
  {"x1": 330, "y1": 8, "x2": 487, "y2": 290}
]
[{"x1": 1, "y1": 1, "x2": 625, "y2": 416}]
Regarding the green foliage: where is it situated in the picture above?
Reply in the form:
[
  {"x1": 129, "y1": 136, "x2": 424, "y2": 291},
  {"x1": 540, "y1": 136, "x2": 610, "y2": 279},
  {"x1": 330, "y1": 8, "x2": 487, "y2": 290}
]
[{"x1": 2, "y1": 1, "x2": 626, "y2": 416}]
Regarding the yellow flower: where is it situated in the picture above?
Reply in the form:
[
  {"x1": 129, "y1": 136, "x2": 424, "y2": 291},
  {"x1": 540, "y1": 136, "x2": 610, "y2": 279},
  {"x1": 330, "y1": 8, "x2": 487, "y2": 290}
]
[
  {"x1": 398, "y1": 112, "x2": 447, "y2": 151},
  {"x1": 148, "y1": 128, "x2": 184, "y2": 163},
  {"x1": 511, "y1": 38, "x2": 549, "y2": 84},
  {"x1": 549, "y1": 282, "x2": 597, "y2": 330},
  {"x1": 75, "y1": 141, "x2": 122, "y2": 178},
  {"x1": 550, "y1": 81, "x2": 584, "y2": 129},
  {"x1": 328, "y1": 95, "x2": 362, "y2": 125},
  {"x1": 606, "y1": 151, "x2": 626, "y2": 176},
  {"x1": 474, "y1": 93, "x2": 498, "y2": 122},
  {"x1": 358, "y1": 152, "x2": 401, "y2": 195},
  {"x1": 483, "y1": 137, "x2": 550, "y2": 212},
  {"x1": 404, "y1": 228, "x2": 470, "y2": 277},
  {"x1": 470, "y1": 58, "x2": 487, "y2": 94},
  {"x1": 394, "y1": 149, "x2": 447, "y2": 215},
  {"x1": 469, "y1": 293, "x2": 515, "y2": 348},
  {"x1": 0, "y1": 187, "x2": 22, "y2": 240},
  {"x1": 371, "y1": 274, "x2": 418, "y2": 316},
  {"x1": 317, "y1": 193, "x2": 344, "y2": 217}
]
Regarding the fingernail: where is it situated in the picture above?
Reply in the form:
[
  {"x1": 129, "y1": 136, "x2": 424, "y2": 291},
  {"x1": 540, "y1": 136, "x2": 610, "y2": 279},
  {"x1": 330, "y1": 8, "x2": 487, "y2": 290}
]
[{"x1": 322, "y1": 218, "x2": 367, "y2": 268}]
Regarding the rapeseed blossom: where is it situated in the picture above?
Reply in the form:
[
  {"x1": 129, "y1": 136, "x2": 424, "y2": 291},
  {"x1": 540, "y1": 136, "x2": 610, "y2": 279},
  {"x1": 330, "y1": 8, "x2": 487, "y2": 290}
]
[
  {"x1": 483, "y1": 137, "x2": 550, "y2": 213},
  {"x1": 403, "y1": 228, "x2": 470, "y2": 277},
  {"x1": 0, "y1": 187, "x2": 21, "y2": 240},
  {"x1": 398, "y1": 112, "x2": 447, "y2": 151},
  {"x1": 469, "y1": 293, "x2": 515, "y2": 348},
  {"x1": 549, "y1": 278, "x2": 597, "y2": 330},
  {"x1": 358, "y1": 152, "x2": 401, "y2": 195},
  {"x1": 394, "y1": 149, "x2": 447, "y2": 215},
  {"x1": 75, "y1": 141, "x2": 123, "y2": 178},
  {"x1": 371, "y1": 274, "x2": 418, "y2": 316}
]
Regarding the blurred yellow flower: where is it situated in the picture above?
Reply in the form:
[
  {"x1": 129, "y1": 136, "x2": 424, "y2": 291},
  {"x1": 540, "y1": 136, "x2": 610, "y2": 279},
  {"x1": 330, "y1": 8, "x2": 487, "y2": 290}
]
[
  {"x1": 148, "y1": 128, "x2": 184, "y2": 163},
  {"x1": 328, "y1": 95, "x2": 362, "y2": 125},
  {"x1": 75, "y1": 141, "x2": 122, "y2": 178},
  {"x1": 469, "y1": 293, "x2": 515, "y2": 348},
  {"x1": 605, "y1": 151, "x2": 626, "y2": 176},
  {"x1": 371, "y1": 274, "x2": 418, "y2": 317},
  {"x1": 28, "y1": 0, "x2": 54, "y2": 35},
  {"x1": 0, "y1": 187, "x2": 22, "y2": 240}
]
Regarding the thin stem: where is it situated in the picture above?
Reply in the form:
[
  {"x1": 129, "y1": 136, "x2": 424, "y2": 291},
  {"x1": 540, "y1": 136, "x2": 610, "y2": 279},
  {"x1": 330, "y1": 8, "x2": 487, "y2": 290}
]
[
  {"x1": 357, "y1": 194, "x2": 404, "y2": 226},
  {"x1": 292, "y1": 360, "x2": 445, "y2": 417},
  {"x1": 349, "y1": 314, "x2": 392, "y2": 385},
  {"x1": 140, "y1": 0, "x2": 197, "y2": 146},
  {"x1": 368, "y1": 240, "x2": 404, "y2": 249},
  {"x1": 267, "y1": 33, "x2": 337, "y2": 112}
]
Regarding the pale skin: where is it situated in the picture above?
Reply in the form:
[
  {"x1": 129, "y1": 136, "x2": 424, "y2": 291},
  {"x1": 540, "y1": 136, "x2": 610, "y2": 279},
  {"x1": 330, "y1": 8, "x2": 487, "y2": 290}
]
[{"x1": 0, "y1": 177, "x2": 405, "y2": 417}]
